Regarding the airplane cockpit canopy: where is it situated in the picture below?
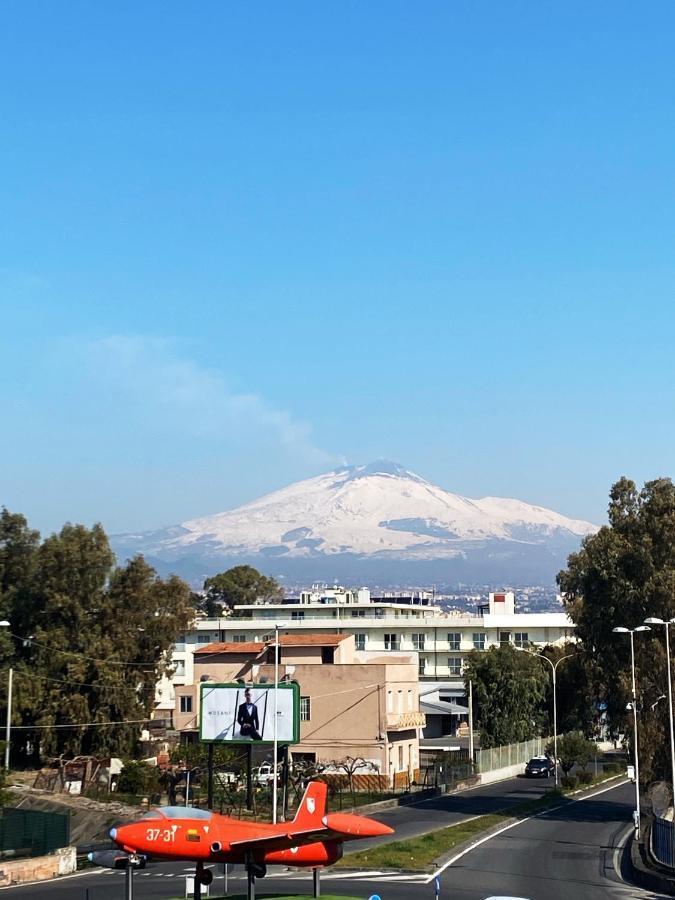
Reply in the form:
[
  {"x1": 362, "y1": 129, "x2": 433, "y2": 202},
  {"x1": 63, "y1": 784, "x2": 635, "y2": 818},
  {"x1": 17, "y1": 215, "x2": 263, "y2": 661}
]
[{"x1": 143, "y1": 807, "x2": 214, "y2": 820}]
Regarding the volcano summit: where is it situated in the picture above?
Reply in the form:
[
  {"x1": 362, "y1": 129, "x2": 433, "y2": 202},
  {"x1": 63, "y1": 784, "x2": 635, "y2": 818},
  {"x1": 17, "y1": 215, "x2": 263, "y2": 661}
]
[{"x1": 111, "y1": 461, "x2": 597, "y2": 586}]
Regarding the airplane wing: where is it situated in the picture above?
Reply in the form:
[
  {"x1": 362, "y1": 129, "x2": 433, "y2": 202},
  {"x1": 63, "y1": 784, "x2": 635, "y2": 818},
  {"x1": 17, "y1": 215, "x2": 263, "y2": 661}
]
[{"x1": 229, "y1": 825, "x2": 330, "y2": 852}]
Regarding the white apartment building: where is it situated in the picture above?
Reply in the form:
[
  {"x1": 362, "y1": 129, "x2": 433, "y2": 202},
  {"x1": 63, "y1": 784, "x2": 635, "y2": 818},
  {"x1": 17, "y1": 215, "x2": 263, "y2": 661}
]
[{"x1": 154, "y1": 589, "x2": 574, "y2": 718}]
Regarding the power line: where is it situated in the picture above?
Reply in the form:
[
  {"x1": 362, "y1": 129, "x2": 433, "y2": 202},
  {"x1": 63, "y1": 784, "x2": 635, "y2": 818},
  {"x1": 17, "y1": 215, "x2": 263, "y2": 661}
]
[
  {"x1": 8, "y1": 632, "x2": 163, "y2": 668},
  {"x1": 10, "y1": 719, "x2": 149, "y2": 731}
]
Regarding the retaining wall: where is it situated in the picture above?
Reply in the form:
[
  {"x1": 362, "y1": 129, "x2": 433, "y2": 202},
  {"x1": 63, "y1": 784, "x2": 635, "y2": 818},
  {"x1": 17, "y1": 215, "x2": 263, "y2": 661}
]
[{"x1": 0, "y1": 846, "x2": 76, "y2": 886}]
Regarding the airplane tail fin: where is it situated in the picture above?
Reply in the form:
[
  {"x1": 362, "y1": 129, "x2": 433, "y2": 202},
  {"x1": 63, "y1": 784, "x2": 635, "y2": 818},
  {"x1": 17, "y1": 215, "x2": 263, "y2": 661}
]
[{"x1": 292, "y1": 780, "x2": 327, "y2": 828}]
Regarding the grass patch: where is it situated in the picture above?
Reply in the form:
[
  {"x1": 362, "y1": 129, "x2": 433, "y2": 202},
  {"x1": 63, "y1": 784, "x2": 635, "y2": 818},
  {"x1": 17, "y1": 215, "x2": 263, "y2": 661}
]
[{"x1": 341, "y1": 812, "x2": 508, "y2": 871}]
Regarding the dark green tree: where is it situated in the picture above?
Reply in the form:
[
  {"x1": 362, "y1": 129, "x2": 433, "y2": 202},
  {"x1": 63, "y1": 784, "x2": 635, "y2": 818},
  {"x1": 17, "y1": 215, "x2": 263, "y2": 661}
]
[
  {"x1": 11, "y1": 523, "x2": 194, "y2": 759},
  {"x1": 203, "y1": 565, "x2": 283, "y2": 614},
  {"x1": 558, "y1": 476, "x2": 675, "y2": 783},
  {"x1": 464, "y1": 644, "x2": 548, "y2": 748},
  {"x1": 540, "y1": 644, "x2": 597, "y2": 737},
  {"x1": 546, "y1": 732, "x2": 596, "y2": 775}
]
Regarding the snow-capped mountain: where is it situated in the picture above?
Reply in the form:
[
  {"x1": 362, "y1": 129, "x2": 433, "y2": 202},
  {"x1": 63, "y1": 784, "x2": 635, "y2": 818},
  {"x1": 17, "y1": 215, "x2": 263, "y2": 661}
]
[{"x1": 111, "y1": 461, "x2": 598, "y2": 586}]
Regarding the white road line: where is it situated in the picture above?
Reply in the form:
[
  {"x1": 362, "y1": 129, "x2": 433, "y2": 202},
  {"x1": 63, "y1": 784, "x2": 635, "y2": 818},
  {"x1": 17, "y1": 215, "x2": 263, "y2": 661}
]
[{"x1": 425, "y1": 779, "x2": 630, "y2": 884}]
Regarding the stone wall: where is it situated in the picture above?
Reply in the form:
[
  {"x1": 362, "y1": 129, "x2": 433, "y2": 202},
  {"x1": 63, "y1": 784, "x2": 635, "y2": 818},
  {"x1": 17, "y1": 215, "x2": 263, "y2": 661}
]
[{"x1": 0, "y1": 846, "x2": 77, "y2": 886}]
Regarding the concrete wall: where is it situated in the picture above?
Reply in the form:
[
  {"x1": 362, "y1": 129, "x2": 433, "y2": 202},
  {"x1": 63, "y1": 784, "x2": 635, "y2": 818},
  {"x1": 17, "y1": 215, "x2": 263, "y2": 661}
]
[{"x1": 0, "y1": 846, "x2": 76, "y2": 886}]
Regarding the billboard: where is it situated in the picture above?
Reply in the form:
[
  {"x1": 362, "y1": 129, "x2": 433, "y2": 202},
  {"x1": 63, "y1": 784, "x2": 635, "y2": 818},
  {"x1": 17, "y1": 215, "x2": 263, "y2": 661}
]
[{"x1": 200, "y1": 682, "x2": 300, "y2": 745}]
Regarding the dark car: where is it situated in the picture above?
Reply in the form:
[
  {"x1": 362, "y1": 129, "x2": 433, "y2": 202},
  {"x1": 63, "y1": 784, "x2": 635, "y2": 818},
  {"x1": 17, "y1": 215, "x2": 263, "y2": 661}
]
[{"x1": 524, "y1": 756, "x2": 555, "y2": 778}]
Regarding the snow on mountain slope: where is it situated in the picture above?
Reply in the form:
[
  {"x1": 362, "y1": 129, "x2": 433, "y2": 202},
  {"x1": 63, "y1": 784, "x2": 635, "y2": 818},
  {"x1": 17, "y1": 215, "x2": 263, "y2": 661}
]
[{"x1": 115, "y1": 461, "x2": 597, "y2": 564}]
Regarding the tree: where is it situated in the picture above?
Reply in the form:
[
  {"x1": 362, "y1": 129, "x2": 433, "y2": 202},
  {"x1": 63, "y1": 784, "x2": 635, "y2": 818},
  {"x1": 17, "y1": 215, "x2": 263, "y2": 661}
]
[
  {"x1": 540, "y1": 644, "x2": 597, "y2": 738},
  {"x1": 558, "y1": 477, "x2": 675, "y2": 783},
  {"x1": 203, "y1": 565, "x2": 284, "y2": 614},
  {"x1": 546, "y1": 732, "x2": 596, "y2": 776},
  {"x1": 8, "y1": 521, "x2": 194, "y2": 760},
  {"x1": 464, "y1": 644, "x2": 549, "y2": 749},
  {"x1": 330, "y1": 756, "x2": 376, "y2": 805}
]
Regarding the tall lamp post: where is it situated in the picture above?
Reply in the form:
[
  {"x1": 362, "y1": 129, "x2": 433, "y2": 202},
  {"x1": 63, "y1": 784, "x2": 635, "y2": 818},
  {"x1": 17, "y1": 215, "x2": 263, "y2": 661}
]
[
  {"x1": 517, "y1": 646, "x2": 574, "y2": 787},
  {"x1": 0, "y1": 622, "x2": 11, "y2": 771},
  {"x1": 272, "y1": 621, "x2": 288, "y2": 825},
  {"x1": 613, "y1": 624, "x2": 651, "y2": 832},
  {"x1": 644, "y1": 617, "x2": 675, "y2": 816}
]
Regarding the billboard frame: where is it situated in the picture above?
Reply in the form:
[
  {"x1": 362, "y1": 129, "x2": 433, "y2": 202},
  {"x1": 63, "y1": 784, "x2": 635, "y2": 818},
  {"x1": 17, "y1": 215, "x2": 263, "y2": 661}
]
[{"x1": 199, "y1": 681, "x2": 301, "y2": 745}]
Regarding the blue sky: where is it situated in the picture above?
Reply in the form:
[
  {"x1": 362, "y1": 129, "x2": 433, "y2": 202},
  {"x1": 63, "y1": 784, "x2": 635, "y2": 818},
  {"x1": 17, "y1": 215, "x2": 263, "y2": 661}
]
[{"x1": 2, "y1": 1, "x2": 675, "y2": 534}]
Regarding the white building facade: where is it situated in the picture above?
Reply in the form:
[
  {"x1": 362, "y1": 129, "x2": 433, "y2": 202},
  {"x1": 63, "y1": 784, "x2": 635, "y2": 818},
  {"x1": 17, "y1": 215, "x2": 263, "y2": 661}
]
[{"x1": 154, "y1": 589, "x2": 575, "y2": 718}]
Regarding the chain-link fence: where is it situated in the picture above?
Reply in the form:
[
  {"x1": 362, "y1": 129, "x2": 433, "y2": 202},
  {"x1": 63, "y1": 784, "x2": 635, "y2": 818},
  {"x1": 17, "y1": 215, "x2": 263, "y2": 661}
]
[{"x1": 475, "y1": 736, "x2": 551, "y2": 774}]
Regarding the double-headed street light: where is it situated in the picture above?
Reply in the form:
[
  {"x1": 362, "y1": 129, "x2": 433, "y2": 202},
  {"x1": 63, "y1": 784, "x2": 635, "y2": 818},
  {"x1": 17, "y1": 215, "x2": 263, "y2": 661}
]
[
  {"x1": 613, "y1": 624, "x2": 650, "y2": 831},
  {"x1": 516, "y1": 646, "x2": 574, "y2": 787},
  {"x1": 644, "y1": 617, "x2": 675, "y2": 820}
]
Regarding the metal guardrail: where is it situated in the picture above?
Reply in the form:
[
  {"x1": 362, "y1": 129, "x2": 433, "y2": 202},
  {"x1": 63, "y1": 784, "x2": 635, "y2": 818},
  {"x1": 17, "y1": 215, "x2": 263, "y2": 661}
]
[{"x1": 652, "y1": 814, "x2": 675, "y2": 868}]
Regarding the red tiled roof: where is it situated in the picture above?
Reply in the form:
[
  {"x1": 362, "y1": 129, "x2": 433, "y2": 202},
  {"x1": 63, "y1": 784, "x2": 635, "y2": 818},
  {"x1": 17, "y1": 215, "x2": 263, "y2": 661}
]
[
  {"x1": 194, "y1": 642, "x2": 264, "y2": 656},
  {"x1": 275, "y1": 634, "x2": 349, "y2": 647}
]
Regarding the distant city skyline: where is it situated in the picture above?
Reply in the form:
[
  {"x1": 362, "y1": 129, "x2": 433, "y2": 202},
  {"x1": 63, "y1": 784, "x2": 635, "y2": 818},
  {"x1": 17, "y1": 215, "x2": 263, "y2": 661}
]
[{"x1": 2, "y1": 3, "x2": 675, "y2": 534}]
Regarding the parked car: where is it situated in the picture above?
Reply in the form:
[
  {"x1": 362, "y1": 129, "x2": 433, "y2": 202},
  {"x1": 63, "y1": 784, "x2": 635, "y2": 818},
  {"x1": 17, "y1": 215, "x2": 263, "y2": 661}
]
[
  {"x1": 524, "y1": 755, "x2": 555, "y2": 778},
  {"x1": 254, "y1": 763, "x2": 281, "y2": 786}
]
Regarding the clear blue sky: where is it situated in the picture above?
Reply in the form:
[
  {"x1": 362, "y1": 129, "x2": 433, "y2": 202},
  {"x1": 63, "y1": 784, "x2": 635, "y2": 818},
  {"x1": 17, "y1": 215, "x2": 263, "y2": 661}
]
[{"x1": 2, "y1": 1, "x2": 675, "y2": 534}]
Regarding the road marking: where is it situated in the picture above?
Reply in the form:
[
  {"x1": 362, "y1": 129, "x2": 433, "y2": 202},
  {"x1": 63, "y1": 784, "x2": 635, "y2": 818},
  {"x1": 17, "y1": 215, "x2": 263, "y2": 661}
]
[{"x1": 425, "y1": 779, "x2": 630, "y2": 884}]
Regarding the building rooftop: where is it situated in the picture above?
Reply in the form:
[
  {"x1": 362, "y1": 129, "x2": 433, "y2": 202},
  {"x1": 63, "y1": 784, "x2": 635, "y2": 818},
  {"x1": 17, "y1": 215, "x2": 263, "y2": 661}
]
[
  {"x1": 194, "y1": 642, "x2": 265, "y2": 656},
  {"x1": 276, "y1": 634, "x2": 349, "y2": 647}
]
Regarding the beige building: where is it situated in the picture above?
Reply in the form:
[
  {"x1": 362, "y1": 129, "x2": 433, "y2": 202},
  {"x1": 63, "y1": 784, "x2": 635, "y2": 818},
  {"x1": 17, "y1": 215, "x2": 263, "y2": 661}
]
[{"x1": 174, "y1": 634, "x2": 425, "y2": 786}]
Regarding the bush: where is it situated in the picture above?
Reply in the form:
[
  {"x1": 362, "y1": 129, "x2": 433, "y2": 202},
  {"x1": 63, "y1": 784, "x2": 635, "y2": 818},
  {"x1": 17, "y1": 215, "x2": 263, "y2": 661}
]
[
  {"x1": 603, "y1": 762, "x2": 621, "y2": 775},
  {"x1": 577, "y1": 771, "x2": 593, "y2": 785},
  {"x1": 117, "y1": 759, "x2": 161, "y2": 796},
  {"x1": 561, "y1": 775, "x2": 578, "y2": 790}
]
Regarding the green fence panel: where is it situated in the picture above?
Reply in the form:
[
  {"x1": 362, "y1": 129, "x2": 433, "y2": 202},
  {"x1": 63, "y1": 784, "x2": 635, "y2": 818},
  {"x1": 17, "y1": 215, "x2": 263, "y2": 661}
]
[{"x1": 0, "y1": 808, "x2": 70, "y2": 857}]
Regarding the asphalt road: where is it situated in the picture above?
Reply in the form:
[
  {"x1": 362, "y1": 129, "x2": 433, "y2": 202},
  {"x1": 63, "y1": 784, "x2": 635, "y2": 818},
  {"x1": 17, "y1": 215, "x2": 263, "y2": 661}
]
[
  {"x1": 346, "y1": 771, "x2": 554, "y2": 851},
  {"x1": 440, "y1": 781, "x2": 657, "y2": 900}
]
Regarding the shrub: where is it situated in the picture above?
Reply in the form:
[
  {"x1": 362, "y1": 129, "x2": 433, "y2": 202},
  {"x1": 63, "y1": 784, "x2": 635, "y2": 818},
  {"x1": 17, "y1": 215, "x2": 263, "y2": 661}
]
[
  {"x1": 603, "y1": 762, "x2": 621, "y2": 775},
  {"x1": 577, "y1": 771, "x2": 593, "y2": 785},
  {"x1": 117, "y1": 759, "x2": 161, "y2": 796},
  {"x1": 561, "y1": 775, "x2": 578, "y2": 790}
]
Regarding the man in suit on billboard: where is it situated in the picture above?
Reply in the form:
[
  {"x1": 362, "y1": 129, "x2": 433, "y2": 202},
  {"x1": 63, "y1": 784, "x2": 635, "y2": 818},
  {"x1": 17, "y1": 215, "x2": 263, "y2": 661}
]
[{"x1": 237, "y1": 688, "x2": 262, "y2": 740}]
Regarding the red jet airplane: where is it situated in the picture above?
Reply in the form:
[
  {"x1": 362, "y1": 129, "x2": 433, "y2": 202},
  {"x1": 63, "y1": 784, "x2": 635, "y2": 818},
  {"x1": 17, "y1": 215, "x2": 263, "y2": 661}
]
[{"x1": 106, "y1": 781, "x2": 393, "y2": 889}]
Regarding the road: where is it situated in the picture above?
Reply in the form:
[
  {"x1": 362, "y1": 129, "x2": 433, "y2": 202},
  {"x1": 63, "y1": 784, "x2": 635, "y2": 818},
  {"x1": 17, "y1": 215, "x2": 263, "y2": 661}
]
[
  {"x1": 0, "y1": 779, "x2": 654, "y2": 899},
  {"x1": 346, "y1": 771, "x2": 555, "y2": 850},
  {"x1": 438, "y1": 781, "x2": 654, "y2": 900}
]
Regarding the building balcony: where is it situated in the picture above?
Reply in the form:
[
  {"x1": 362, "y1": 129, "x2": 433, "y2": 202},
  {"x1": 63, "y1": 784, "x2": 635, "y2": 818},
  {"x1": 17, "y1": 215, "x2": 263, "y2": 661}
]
[{"x1": 386, "y1": 711, "x2": 426, "y2": 731}]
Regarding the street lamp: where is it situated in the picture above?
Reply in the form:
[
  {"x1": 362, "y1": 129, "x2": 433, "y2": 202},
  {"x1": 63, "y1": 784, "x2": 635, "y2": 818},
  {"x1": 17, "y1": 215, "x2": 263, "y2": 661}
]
[
  {"x1": 272, "y1": 621, "x2": 288, "y2": 825},
  {"x1": 0, "y1": 622, "x2": 11, "y2": 771},
  {"x1": 644, "y1": 617, "x2": 675, "y2": 819},
  {"x1": 516, "y1": 646, "x2": 574, "y2": 787},
  {"x1": 613, "y1": 624, "x2": 651, "y2": 831}
]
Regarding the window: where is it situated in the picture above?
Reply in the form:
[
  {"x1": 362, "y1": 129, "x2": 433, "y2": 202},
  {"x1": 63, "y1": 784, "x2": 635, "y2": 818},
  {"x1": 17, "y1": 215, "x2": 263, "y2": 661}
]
[
  {"x1": 473, "y1": 633, "x2": 486, "y2": 650},
  {"x1": 418, "y1": 657, "x2": 426, "y2": 676},
  {"x1": 499, "y1": 631, "x2": 511, "y2": 646},
  {"x1": 291, "y1": 610, "x2": 305, "y2": 620},
  {"x1": 384, "y1": 633, "x2": 400, "y2": 651},
  {"x1": 180, "y1": 696, "x2": 192, "y2": 713},
  {"x1": 387, "y1": 690, "x2": 393, "y2": 713},
  {"x1": 198, "y1": 635, "x2": 211, "y2": 645},
  {"x1": 515, "y1": 632, "x2": 529, "y2": 648},
  {"x1": 448, "y1": 657, "x2": 463, "y2": 676},
  {"x1": 398, "y1": 745, "x2": 404, "y2": 770},
  {"x1": 407, "y1": 689, "x2": 413, "y2": 711},
  {"x1": 174, "y1": 660, "x2": 186, "y2": 676},
  {"x1": 350, "y1": 609, "x2": 366, "y2": 618},
  {"x1": 412, "y1": 633, "x2": 425, "y2": 651},
  {"x1": 321, "y1": 647, "x2": 335, "y2": 664},
  {"x1": 355, "y1": 633, "x2": 366, "y2": 651},
  {"x1": 447, "y1": 633, "x2": 461, "y2": 651},
  {"x1": 397, "y1": 690, "x2": 403, "y2": 713},
  {"x1": 300, "y1": 696, "x2": 311, "y2": 721},
  {"x1": 232, "y1": 634, "x2": 247, "y2": 643}
]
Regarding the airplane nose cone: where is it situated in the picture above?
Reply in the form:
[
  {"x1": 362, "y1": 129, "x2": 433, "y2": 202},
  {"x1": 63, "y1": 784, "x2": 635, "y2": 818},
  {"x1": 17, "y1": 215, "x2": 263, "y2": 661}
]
[{"x1": 109, "y1": 827, "x2": 117, "y2": 841}]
